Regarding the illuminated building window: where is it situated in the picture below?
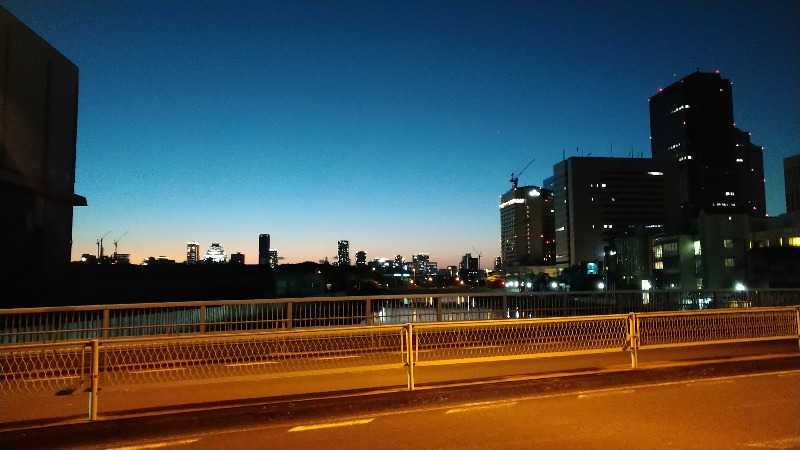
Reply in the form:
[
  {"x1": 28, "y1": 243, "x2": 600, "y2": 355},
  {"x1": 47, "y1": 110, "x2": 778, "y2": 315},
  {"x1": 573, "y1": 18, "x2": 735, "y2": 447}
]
[
  {"x1": 694, "y1": 241, "x2": 701, "y2": 256},
  {"x1": 723, "y1": 239, "x2": 733, "y2": 249},
  {"x1": 789, "y1": 237, "x2": 800, "y2": 247},
  {"x1": 724, "y1": 258, "x2": 735, "y2": 268},
  {"x1": 654, "y1": 261, "x2": 664, "y2": 270}
]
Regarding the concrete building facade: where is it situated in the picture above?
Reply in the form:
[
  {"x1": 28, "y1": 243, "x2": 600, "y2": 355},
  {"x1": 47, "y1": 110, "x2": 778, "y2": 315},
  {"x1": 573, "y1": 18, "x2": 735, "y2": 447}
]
[{"x1": 553, "y1": 157, "x2": 680, "y2": 271}]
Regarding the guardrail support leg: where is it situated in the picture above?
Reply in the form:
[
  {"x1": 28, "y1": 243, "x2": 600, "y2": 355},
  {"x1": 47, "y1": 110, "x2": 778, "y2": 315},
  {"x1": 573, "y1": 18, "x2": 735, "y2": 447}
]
[
  {"x1": 405, "y1": 324, "x2": 415, "y2": 391},
  {"x1": 89, "y1": 339, "x2": 99, "y2": 421},
  {"x1": 628, "y1": 313, "x2": 638, "y2": 369}
]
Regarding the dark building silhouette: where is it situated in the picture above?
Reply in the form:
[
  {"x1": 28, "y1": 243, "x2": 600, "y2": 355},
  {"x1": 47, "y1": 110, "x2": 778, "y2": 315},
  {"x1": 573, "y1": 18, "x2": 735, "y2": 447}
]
[
  {"x1": 785, "y1": 153, "x2": 800, "y2": 213},
  {"x1": 1, "y1": 7, "x2": 86, "y2": 307},
  {"x1": 733, "y1": 128, "x2": 766, "y2": 217},
  {"x1": 649, "y1": 71, "x2": 758, "y2": 223},
  {"x1": 258, "y1": 234, "x2": 270, "y2": 265}
]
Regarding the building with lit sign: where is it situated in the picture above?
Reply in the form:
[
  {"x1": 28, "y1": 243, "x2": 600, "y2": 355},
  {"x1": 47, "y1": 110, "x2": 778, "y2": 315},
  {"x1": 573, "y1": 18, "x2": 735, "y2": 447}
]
[{"x1": 499, "y1": 185, "x2": 555, "y2": 273}]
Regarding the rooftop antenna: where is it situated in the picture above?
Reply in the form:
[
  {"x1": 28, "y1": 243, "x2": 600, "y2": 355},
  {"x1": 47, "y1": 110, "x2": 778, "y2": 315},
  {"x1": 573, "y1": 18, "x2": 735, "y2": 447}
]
[{"x1": 510, "y1": 157, "x2": 535, "y2": 190}]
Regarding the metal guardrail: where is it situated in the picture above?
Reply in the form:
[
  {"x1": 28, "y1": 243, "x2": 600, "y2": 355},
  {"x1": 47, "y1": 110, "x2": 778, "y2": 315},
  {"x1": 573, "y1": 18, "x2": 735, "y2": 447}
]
[
  {"x1": 3, "y1": 289, "x2": 799, "y2": 343},
  {"x1": 2, "y1": 306, "x2": 798, "y2": 422}
]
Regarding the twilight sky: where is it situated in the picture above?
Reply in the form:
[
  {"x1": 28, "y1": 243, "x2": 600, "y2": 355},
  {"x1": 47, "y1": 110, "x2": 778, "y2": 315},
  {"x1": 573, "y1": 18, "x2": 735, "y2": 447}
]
[{"x1": 3, "y1": 1, "x2": 798, "y2": 267}]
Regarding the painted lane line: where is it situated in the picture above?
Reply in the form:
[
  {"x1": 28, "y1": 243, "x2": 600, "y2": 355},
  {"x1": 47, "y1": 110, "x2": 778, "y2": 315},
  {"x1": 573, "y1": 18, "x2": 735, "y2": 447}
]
[
  {"x1": 312, "y1": 355, "x2": 360, "y2": 361},
  {"x1": 445, "y1": 401, "x2": 518, "y2": 414},
  {"x1": 21, "y1": 375, "x2": 80, "y2": 383},
  {"x1": 289, "y1": 418, "x2": 374, "y2": 432},
  {"x1": 107, "y1": 438, "x2": 200, "y2": 450},
  {"x1": 577, "y1": 389, "x2": 634, "y2": 399}
]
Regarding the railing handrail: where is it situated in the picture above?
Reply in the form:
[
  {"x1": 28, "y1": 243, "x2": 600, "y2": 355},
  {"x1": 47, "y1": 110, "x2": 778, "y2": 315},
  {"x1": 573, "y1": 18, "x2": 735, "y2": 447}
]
[{"x1": 3, "y1": 288, "x2": 798, "y2": 315}]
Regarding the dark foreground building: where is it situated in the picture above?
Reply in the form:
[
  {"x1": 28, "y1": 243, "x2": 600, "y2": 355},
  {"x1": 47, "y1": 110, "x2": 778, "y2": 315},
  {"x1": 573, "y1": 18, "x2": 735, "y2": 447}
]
[{"x1": 1, "y1": 7, "x2": 86, "y2": 307}]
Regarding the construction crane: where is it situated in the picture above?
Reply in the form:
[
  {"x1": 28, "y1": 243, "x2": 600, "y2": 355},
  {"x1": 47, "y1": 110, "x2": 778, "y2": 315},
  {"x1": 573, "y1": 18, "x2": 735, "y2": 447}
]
[
  {"x1": 470, "y1": 246, "x2": 482, "y2": 271},
  {"x1": 510, "y1": 157, "x2": 535, "y2": 190},
  {"x1": 96, "y1": 230, "x2": 111, "y2": 259},
  {"x1": 113, "y1": 231, "x2": 129, "y2": 257}
]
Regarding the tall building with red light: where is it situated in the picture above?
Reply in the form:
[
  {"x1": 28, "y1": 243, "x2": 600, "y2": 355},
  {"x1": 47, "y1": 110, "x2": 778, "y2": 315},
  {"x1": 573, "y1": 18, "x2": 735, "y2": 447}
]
[{"x1": 649, "y1": 71, "x2": 761, "y2": 223}]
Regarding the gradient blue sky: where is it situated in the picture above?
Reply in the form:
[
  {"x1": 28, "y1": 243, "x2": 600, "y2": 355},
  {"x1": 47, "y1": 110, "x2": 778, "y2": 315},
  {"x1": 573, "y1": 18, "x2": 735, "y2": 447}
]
[{"x1": 4, "y1": 1, "x2": 798, "y2": 267}]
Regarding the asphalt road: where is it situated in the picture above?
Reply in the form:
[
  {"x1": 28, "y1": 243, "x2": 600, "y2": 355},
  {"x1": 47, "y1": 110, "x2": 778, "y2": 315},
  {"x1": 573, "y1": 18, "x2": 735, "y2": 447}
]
[{"x1": 9, "y1": 368, "x2": 800, "y2": 450}]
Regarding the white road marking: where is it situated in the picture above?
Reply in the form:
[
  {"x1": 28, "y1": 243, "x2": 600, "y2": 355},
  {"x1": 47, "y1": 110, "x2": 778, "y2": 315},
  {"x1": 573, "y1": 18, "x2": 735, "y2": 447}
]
[
  {"x1": 577, "y1": 389, "x2": 634, "y2": 399},
  {"x1": 107, "y1": 438, "x2": 200, "y2": 450},
  {"x1": 289, "y1": 418, "x2": 374, "y2": 432},
  {"x1": 446, "y1": 400, "x2": 518, "y2": 414},
  {"x1": 745, "y1": 436, "x2": 800, "y2": 448}
]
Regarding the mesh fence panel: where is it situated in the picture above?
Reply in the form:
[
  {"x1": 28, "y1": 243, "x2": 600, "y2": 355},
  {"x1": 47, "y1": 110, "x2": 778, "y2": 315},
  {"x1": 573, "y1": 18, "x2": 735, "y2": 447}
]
[
  {"x1": 1, "y1": 342, "x2": 89, "y2": 395},
  {"x1": 99, "y1": 326, "x2": 405, "y2": 387},
  {"x1": 413, "y1": 316, "x2": 629, "y2": 364},
  {"x1": 637, "y1": 308, "x2": 799, "y2": 347}
]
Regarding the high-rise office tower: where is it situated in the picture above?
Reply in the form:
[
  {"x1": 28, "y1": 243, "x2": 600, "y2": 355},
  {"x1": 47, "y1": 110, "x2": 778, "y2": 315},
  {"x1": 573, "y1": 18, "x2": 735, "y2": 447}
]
[
  {"x1": 553, "y1": 157, "x2": 680, "y2": 270},
  {"x1": 258, "y1": 234, "x2": 270, "y2": 265},
  {"x1": 337, "y1": 240, "x2": 351, "y2": 266},
  {"x1": 649, "y1": 71, "x2": 748, "y2": 222},
  {"x1": 186, "y1": 241, "x2": 200, "y2": 264},
  {"x1": 733, "y1": 128, "x2": 766, "y2": 217},
  {"x1": 499, "y1": 185, "x2": 555, "y2": 271}
]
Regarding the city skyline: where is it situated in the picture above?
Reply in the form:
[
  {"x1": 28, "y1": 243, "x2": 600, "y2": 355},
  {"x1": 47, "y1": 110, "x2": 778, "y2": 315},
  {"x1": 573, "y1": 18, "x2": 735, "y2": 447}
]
[{"x1": 3, "y1": 1, "x2": 797, "y2": 267}]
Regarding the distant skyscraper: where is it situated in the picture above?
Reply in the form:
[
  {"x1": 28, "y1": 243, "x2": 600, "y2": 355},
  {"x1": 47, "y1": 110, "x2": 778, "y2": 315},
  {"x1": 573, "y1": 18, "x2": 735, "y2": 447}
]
[
  {"x1": 337, "y1": 240, "x2": 351, "y2": 266},
  {"x1": 186, "y1": 241, "x2": 200, "y2": 264},
  {"x1": 733, "y1": 128, "x2": 766, "y2": 217},
  {"x1": 269, "y1": 249, "x2": 279, "y2": 268},
  {"x1": 553, "y1": 157, "x2": 681, "y2": 270},
  {"x1": 230, "y1": 252, "x2": 245, "y2": 265},
  {"x1": 355, "y1": 250, "x2": 367, "y2": 267},
  {"x1": 649, "y1": 71, "x2": 743, "y2": 222},
  {"x1": 258, "y1": 234, "x2": 270, "y2": 265},
  {"x1": 784, "y1": 153, "x2": 800, "y2": 213},
  {"x1": 499, "y1": 185, "x2": 555, "y2": 271}
]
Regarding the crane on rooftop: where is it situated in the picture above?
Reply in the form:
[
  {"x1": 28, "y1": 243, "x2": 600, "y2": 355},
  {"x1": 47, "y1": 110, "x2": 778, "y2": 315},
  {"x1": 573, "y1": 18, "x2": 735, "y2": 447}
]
[
  {"x1": 113, "y1": 231, "x2": 129, "y2": 259},
  {"x1": 510, "y1": 157, "x2": 535, "y2": 190},
  {"x1": 96, "y1": 230, "x2": 111, "y2": 259}
]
